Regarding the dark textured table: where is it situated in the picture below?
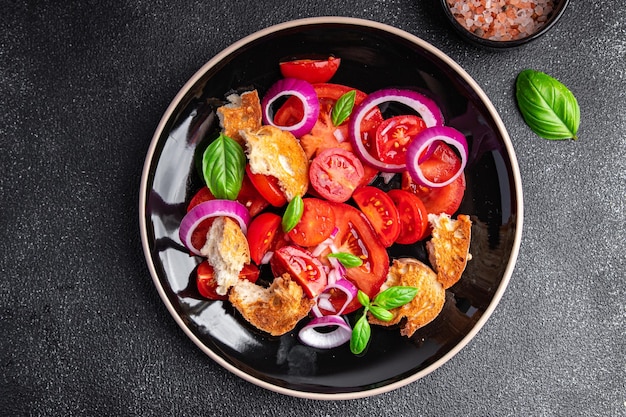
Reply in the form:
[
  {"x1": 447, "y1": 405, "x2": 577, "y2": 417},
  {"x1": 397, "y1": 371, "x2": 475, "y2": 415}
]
[{"x1": 2, "y1": 1, "x2": 625, "y2": 415}]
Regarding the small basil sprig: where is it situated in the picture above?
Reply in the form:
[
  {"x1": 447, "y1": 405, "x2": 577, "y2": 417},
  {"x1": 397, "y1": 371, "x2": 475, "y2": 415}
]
[
  {"x1": 327, "y1": 252, "x2": 363, "y2": 268},
  {"x1": 515, "y1": 69, "x2": 580, "y2": 140},
  {"x1": 202, "y1": 133, "x2": 246, "y2": 200},
  {"x1": 350, "y1": 286, "x2": 418, "y2": 355},
  {"x1": 331, "y1": 90, "x2": 356, "y2": 126},
  {"x1": 282, "y1": 195, "x2": 304, "y2": 233}
]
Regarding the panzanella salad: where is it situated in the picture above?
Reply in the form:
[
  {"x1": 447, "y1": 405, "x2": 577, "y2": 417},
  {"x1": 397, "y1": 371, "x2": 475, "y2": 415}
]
[{"x1": 179, "y1": 56, "x2": 473, "y2": 355}]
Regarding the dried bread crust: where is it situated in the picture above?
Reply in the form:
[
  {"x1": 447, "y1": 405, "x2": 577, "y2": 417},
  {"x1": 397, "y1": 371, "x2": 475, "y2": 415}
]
[
  {"x1": 426, "y1": 213, "x2": 472, "y2": 289},
  {"x1": 216, "y1": 90, "x2": 263, "y2": 146},
  {"x1": 229, "y1": 274, "x2": 315, "y2": 336},
  {"x1": 368, "y1": 258, "x2": 445, "y2": 337},
  {"x1": 241, "y1": 125, "x2": 309, "y2": 201},
  {"x1": 200, "y1": 216, "x2": 250, "y2": 295}
]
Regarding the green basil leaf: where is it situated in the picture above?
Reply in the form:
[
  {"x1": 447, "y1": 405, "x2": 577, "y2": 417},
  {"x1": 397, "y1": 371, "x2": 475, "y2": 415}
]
[
  {"x1": 515, "y1": 69, "x2": 580, "y2": 140},
  {"x1": 374, "y1": 286, "x2": 419, "y2": 310},
  {"x1": 357, "y1": 289, "x2": 370, "y2": 308},
  {"x1": 369, "y1": 305, "x2": 394, "y2": 322},
  {"x1": 282, "y1": 195, "x2": 304, "y2": 233},
  {"x1": 350, "y1": 313, "x2": 371, "y2": 355},
  {"x1": 327, "y1": 252, "x2": 363, "y2": 268},
  {"x1": 331, "y1": 90, "x2": 356, "y2": 126},
  {"x1": 202, "y1": 133, "x2": 246, "y2": 200}
]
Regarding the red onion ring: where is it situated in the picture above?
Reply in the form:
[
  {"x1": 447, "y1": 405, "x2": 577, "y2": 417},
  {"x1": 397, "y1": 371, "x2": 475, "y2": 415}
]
[
  {"x1": 349, "y1": 88, "x2": 444, "y2": 172},
  {"x1": 178, "y1": 199, "x2": 251, "y2": 256},
  {"x1": 298, "y1": 315, "x2": 352, "y2": 349},
  {"x1": 405, "y1": 126, "x2": 468, "y2": 188},
  {"x1": 261, "y1": 77, "x2": 320, "y2": 138}
]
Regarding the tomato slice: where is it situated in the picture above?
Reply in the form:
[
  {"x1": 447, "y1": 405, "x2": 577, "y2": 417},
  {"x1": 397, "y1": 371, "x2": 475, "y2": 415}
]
[
  {"x1": 279, "y1": 57, "x2": 341, "y2": 84},
  {"x1": 351, "y1": 186, "x2": 401, "y2": 247},
  {"x1": 245, "y1": 165, "x2": 287, "y2": 207},
  {"x1": 236, "y1": 175, "x2": 270, "y2": 217},
  {"x1": 246, "y1": 212, "x2": 284, "y2": 265},
  {"x1": 270, "y1": 245, "x2": 328, "y2": 298},
  {"x1": 374, "y1": 115, "x2": 427, "y2": 165},
  {"x1": 387, "y1": 189, "x2": 429, "y2": 244},
  {"x1": 309, "y1": 147, "x2": 364, "y2": 203},
  {"x1": 325, "y1": 203, "x2": 389, "y2": 314},
  {"x1": 287, "y1": 198, "x2": 336, "y2": 247},
  {"x1": 187, "y1": 177, "x2": 269, "y2": 217},
  {"x1": 196, "y1": 262, "x2": 260, "y2": 300},
  {"x1": 401, "y1": 142, "x2": 466, "y2": 216}
]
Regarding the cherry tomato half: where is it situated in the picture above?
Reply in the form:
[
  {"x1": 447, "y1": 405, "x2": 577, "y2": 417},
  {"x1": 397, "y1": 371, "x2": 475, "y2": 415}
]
[
  {"x1": 246, "y1": 212, "x2": 285, "y2": 265},
  {"x1": 187, "y1": 177, "x2": 269, "y2": 217},
  {"x1": 279, "y1": 57, "x2": 341, "y2": 84},
  {"x1": 196, "y1": 261, "x2": 260, "y2": 300},
  {"x1": 387, "y1": 189, "x2": 429, "y2": 244},
  {"x1": 374, "y1": 115, "x2": 427, "y2": 165},
  {"x1": 270, "y1": 245, "x2": 328, "y2": 298},
  {"x1": 245, "y1": 165, "x2": 287, "y2": 207},
  {"x1": 401, "y1": 142, "x2": 466, "y2": 215},
  {"x1": 309, "y1": 147, "x2": 364, "y2": 203},
  {"x1": 287, "y1": 198, "x2": 336, "y2": 247},
  {"x1": 351, "y1": 186, "x2": 401, "y2": 247}
]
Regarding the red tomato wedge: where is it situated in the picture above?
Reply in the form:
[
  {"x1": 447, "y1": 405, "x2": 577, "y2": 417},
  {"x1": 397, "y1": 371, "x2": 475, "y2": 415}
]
[
  {"x1": 374, "y1": 114, "x2": 427, "y2": 165},
  {"x1": 309, "y1": 147, "x2": 364, "y2": 203},
  {"x1": 245, "y1": 165, "x2": 287, "y2": 207},
  {"x1": 387, "y1": 189, "x2": 429, "y2": 244},
  {"x1": 196, "y1": 261, "x2": 260, "y2": 300},
  {"x1": 270, "y1": 245, "x2": 328, "y2": 298},
  {"x1": 325, "y1": 203, "x2": 389, "y2": 314},
  {"x1": 401, "y1": 142, "x2": 466, "y2": 215},
  {"x1": 279, "y1": 57, "x2": 341, "y2": 84},
  {"x1": 351, "y1": 186, "x2": 401, "y2": 247},
  {"x1": 287, "y1": 198, "x2": 336, "y2": 247},
  {"x1": 246, "y1": 212, "x2": 285, "y2": 265}
]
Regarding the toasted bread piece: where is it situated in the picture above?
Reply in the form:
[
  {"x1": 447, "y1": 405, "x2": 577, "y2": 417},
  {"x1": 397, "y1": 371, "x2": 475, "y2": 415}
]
[
  {"x1": 368, "y1": 258, "x2": 445, "y2": 337},
  {"x1": 216, "y1": 90, "x2": 262, "y2": 146},
  {"x1": 241, "y1": 125, "x2": 309, "y2": 200},
  {"x1": 426, "y1": 213, "x2": 472, "y2": 289},
  {"x1": 200, "y1": 216, "x2": 250, "y2": 295},
  {"x1": 229, "y1": 274, "x2": 315, "y2": 336}
]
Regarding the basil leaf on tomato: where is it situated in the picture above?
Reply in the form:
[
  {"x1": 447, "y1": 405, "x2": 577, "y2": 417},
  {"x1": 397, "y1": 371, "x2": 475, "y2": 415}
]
[
  {"x1": 202, "y1": 133, "x2": 246, "y2": 200},
  {"x1": 282, "y1": 195, "x2": 304, "y2": 233},
  {"x1": 515, "y1": 69, "x2": 580, "y2": 140},
  {"x1": 327, "y1": 252, "x2": 363, "y2": 268},
  {"x1": 331, "y1": 90, "x2": 356, "y2": 126},
  {"x1": 374, "y1": 286, "x2": 418, "y2": 310}
]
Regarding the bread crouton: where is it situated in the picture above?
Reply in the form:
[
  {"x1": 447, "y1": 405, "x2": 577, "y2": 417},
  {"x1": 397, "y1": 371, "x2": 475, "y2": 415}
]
[
  {"x1": 426, "y1": 213, "x2": 472, "y2": 289},
  {"x1": 200, "y1": 216, "x2": 250, "y2": 295},
  {"x1": 241, "y1": 125, "x2": 309, "y2": 201},
  {"x1": 368, "y1": 258, "x2": 445, "y2": 337},
  {"x1": 216, "y1": 90, "x2": 262, "y2": 146},
  {"x1": 229, "y1": 274, "x2": 315, "y2": 336}
]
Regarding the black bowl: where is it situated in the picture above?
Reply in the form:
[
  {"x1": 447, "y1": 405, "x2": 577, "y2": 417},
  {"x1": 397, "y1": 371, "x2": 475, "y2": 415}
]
[
  {"x1": 440, "y1": 0, "x2": 570, "y2": 49},
  {"x1": 139, "y1": 17, "x2": 523, "y2": 399}
]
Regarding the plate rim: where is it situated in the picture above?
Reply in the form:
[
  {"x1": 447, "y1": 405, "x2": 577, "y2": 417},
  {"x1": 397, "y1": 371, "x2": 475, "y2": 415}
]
[{"x1": 138, "y1": 16, "x2": 524, "y2": 400}]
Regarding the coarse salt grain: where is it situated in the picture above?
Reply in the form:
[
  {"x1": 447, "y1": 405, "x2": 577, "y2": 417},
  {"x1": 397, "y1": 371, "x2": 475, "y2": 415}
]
[{"x1": 447, "y1": 0, "x2": 556, "y2": 41}]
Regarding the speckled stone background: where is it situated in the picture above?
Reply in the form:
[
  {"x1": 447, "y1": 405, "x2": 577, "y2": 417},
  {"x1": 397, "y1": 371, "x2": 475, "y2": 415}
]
[{"x1": 1, "y1": 0, "x2": 625, "y2": 416}]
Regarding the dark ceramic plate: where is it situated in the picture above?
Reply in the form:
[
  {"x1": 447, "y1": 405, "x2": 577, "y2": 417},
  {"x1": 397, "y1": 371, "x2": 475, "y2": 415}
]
[{"x1": 139, "y1": 17, "x2": 523, "y2": 399}]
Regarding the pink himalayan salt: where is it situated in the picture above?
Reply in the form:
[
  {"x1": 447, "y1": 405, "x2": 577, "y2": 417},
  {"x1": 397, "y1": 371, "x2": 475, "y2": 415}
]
[{"x1": 447, "y1": 0, "x2": 555, "y2": 41}]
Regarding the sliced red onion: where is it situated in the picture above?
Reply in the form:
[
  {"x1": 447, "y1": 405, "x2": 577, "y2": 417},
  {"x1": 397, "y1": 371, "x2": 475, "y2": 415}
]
[
  {"x1": 328, "y1": 278, "x2": 358, "y2": 315},
  {"x1": 261, "y1": 77, "x2": 320, "y2": 138},
  {"x1": 406, "y1": 126, "x2": 468, "y2": 188},
  {"x1": 179, "y1": 199, "x2": 251, "y2": 256},
  {"x1": 349, "y1": 88, "x2": 444, "y2": 172},
  {"x1": 298, "y1": 315, "x2": 352, "y2": 349}
]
